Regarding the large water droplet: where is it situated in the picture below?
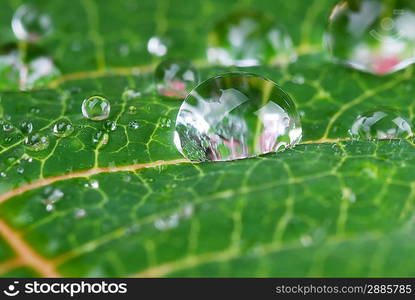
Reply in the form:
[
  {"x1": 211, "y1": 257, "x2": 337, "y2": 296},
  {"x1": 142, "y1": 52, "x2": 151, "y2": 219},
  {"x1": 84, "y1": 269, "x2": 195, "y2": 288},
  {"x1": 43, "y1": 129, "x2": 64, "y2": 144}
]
[
  {"x1": 208, "y1": 11, "x2": 296, "y2": 67},
  {"x1": 155, "y1": 59, "x2": 199, "y2": 99},
  {"x1": 12, "y1": 4, "x2": 53, "y2": 42},
  {"x1": 52, "y1": 119, "x2": 74, "y2": 138},
  {"x1": 174, "y1": 72, "x2": 302, "y2": 162},
  {"x1": 349, "y1": 108, "x2": 413, "y2": 140},
  {"x1": 326, "y1": 0, "x2": 415, "y2": 75},
  {"x1": 24, "y1": 132, "x2": 50, "y2": 151},
  {"x1": 82, "y1": 96, "x2": 111, "y2": 121}
]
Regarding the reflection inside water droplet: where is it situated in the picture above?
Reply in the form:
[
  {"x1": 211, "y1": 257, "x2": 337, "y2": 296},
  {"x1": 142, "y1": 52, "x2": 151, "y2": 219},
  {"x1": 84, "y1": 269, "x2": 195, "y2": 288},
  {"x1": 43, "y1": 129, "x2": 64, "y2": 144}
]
[
  {"x1": 349, "y1": 107, "x2": 413, "y2": 140},
  {"x1": 326, "y1": 0, "x2": 415, "y2": 75},
  {"x1": 208, "y1": 11, "x2": 296, "y2": 66},
  {"x1": 174, "y1": 72, "x2": 302, "y2": 162}
]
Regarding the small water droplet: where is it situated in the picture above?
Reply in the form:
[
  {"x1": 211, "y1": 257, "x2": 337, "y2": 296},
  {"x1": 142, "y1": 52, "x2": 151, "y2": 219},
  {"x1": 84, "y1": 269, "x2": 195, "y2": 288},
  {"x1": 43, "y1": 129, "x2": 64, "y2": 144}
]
[
  {"x1": 92, "y1": 130, "x2": 109, "y2": 145},
  {"x1": 82, "y1": 96, "x2": 111, "y2": 121},
  {"x1": 84, "y1": 179, "x2": 99, "y2": 189},
  {"x1": 103, "y1": 120, "x2": 117, "y2": 132},
  {"x1": 147, "y1": 36, "x2": 168, "y2": 56},
  {"x1": 128, "y1": 121, "x2": 140, "y2": 130},
  {"x1": 292, "y1": 75, "x2": 305, "y2": 84},
  {"x1": 19, "y1": 120, "x2": 33, "y2": 134},
  {"x1": 24, "y1": 132, "x2": 50, "y2": 151},
  {"x1": 208, "y1": 11, "x2": 296, "y2": 66},
  {"x1": 74, "y1": 208, "x2": 87, "y2": 219},
  {"x1": 326, "y1": 0, "x2": 415, "y2": 75},
  {"x1": 174, "y1": 72, "x2": 302, "y2": 162},
  {"x1": 52, "y1": 119, "x2": 74, "y2": 138},
  {"x1": 160, "y1": 116, "x2": 172, "y2": 128},
  {"x1": 349, "y1": 108, "x2": 413, "y2": 140},
  {"x1": 122, "y1": 89, "x2": 141, "y2": 101},
  {"x1": 2, "y1": 121, "x2": 14, "y2": 132},
  {"x1": 42, "y1": 188, "x2": 64, "y2": 212},
  {"x1": 300, "y1": 235, "x2": 313, "y2": 247},
  {"x1": 127, "y1": 105, "x2": 137, "y2": 114},
  {"x1": 0, "y1": 172, "x2": 6, "y2": 177},
  {"x1": 16, "y1": 166, "x2": 24, "y2": 174},
  {"x1": 342, "y1": 187, "x2": 356, "y2": 203},
  {"x1": 155, "y1": 59, "x2": 199, "y2": 99},
  {"x1": 12, "y1": 4, "x2": 53, "y2": 42}
]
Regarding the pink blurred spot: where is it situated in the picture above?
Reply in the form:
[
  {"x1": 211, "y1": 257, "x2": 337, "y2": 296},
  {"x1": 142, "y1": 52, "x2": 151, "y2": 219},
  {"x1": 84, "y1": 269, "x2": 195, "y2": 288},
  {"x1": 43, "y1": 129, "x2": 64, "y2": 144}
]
[
  {"x1": 160, "y1": 80, "x2": 187, "y2": 98},
  {"x1": 373, "y1": 56, "x2": 400, "y2": 75}
]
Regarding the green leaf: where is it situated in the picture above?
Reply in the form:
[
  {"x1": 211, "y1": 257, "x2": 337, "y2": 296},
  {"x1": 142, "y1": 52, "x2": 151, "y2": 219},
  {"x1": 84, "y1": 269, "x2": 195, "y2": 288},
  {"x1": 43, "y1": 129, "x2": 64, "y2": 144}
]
[{"x1": 1, "y1": 0, "x2": 415, "y2": 277}]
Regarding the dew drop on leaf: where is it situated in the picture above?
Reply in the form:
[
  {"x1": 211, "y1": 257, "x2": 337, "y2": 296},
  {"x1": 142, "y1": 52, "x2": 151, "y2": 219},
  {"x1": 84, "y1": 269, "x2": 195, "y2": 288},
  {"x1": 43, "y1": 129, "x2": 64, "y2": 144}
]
[
  {"x1": 174, "y1": 72, "x2": 302, "y2": 162},
  {"x1": 12, "y1": 4, "x2": 53, "y2": 42},
  {"x1": 92, "y1": 130, "x2": 109, "y2": 145},
  {"x1": 52, "y1": 119, "x2": 74, "y2": 138},
  {"x1": 155, "y1": 59, "x2": 199, "y2": 99},
  {"x1": 82, "y1": 96, "x2": 111, "y2": 121},
  {"x1": 127, "y1": 105, "x2": 137, "y2": 114},
  {"x1": 349, "y1": 108, "x2": 413, "y2": 140},
  {"x1": 160, "y1": 116, "x2": 172, "y2": 128},
  {"x1": 128, "y1": 121, "x2": 140, "y2": 130},
  {"x1": 2, "y1": 121, "x2": 14, "y2": 132},
  {"x1": 325, "y1": 0, "x2": 415, "y2": 75},
  {"x1": 103, "y1": 120, "x2": 117, "y2": 132},
  {"x1": 19, "y1": 120, "x2": 33, "y2": 134},
  {"x1": 207, "y1": 11, "x2": 296, "y2": 66},
  {"x1": 74, "y1": 208, "x2": 87, "y2": 219},
  {"x1": 24, "y1": 132, "x2": 50, "y2": 151}
]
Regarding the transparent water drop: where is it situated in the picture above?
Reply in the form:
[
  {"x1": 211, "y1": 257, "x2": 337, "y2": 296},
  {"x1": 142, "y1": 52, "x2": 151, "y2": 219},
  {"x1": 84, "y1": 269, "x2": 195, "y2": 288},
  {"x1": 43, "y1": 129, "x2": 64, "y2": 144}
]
[
  {"x1": 19, "y1": 120, "x2": 33, "y2": 134},
  {"x1": 84, "y1": 179, "x2": 99, "y2": 189},
  {"x1": 174, "y1": 72, "x2": 302, "y2": 162},
  {"x1": 0, "y1": 172, "x2": 6, "y2": 178},
  {"x1": 349, "y1": 108, "x2": 413, "y2": 140},
  {"x1": 147, "y1": 36, "x2": 169, "y2": 57},
  {"x1": 52, "y1": 119, "x2": 74, "y2": 138},
  {"x1": 155, "y1": 59, "x2": 199, "y2": 99},
  {"x1": 160, "y1": 116, "x2": 172, "y2": 128},
  {"x1": 127, "y1": 105, "x2": 137, "y2": 114},
  {"x1": 128, "y1": 121, "x2": 140, "y2": 130},
  {"x1": 92, "y1": 130, "x2": 109, "y2": 145},
  {"x1": 326, "y1": 0, "x2": 415, "y2": 75},
  {"x1": 5, "y1": 156, "x2": 18, "y2": 166},
  {"x1": 208, "y1": 11, "x2": 296, "y2": 66},
  {"x1": 12, "y1": 4, "x2": 53, "y2": 42},
  {"x1": 24, "y1": 132, "x2": 50, "y2": 151},
  {"x1": 42, "y1": 188, "x2": 63, "y2": 212},
  {"x1": 82, "y1": 96, "x2": 111, "y2": 121},
  {"x1": 122, "y1": 89, "x2": 141, "y2": 101},
  {"x1": 16, "y1": 166, "x2": 24, "y2": 174},
  {"x1": 74, "y1": 208, "x2": 87, "y2": 219},
  {"x1": 103, "y1": 120, "x2": 117, "y2": 132},
  {"x1": 2, "y1": 121, "x2": 14, "y2": 132}
]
